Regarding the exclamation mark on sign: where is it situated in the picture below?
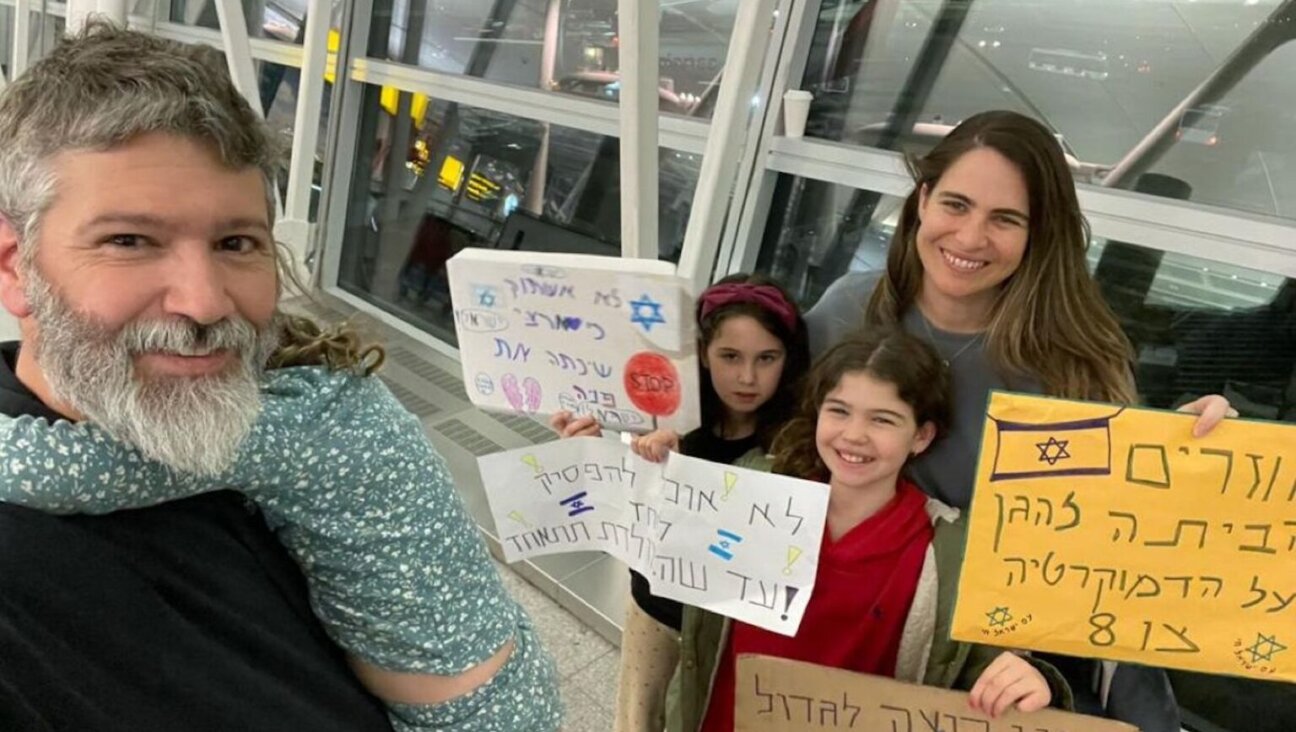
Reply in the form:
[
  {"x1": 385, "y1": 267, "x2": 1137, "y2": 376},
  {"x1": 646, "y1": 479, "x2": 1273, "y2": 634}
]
[
  {"x1": 521, "y1": 454, "x2": 543, "y2": 474},
  {"x1": 722, "y1": 471, "x2": 738, "y2": 501},
  {"x1": 781, "y1": 586, "x2": 800, "y2": 621},
  {"x1": 783, "y1": 546, "x2": 803, "y2": 576}
]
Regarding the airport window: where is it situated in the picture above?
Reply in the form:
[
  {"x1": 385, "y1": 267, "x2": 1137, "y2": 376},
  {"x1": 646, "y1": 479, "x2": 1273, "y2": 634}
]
[
  {"x1": 796, "y1": 0, "x2": 1296, "y2": 222},
  {"x1": 0, "y1": 6, "x2": 63, "y2": 70},
  {"x1": 167, "y1": 0, "x2": 343, "y2": 44},
  {"x1": 259, "y1": 60, "x2": 330, "y2": 221},
  {"x1": 0, "y1": 6, "x2": 10, "y2": 76},
  {"x1": 334, "y1": 84, "x2": 702, "y2": 343},
  {"x1": 368, "y1": 0, "x2": 741, "y2": 119}
]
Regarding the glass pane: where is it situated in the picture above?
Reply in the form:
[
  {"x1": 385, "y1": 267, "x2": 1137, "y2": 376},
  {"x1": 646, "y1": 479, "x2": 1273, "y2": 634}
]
[
  {"x1": 1091, "y1": 239, "x2": 1295, "y2": 420},
  {"x1": 167, "y1": 0, "x2": 342, "y2": 43},
  {"x1": 1091, "y1": 241, "x2": 1295, "y2": 732},
  {"x1": 754, "y1": 174, "x2": 904, "y2": 304},
  {"x1": 335, "y1": 84, "x2": 702, "y2": 343},
  {"x1": 259, "y1": 60, "x2": 329, "y2": 221},
  {"x1": 0, "y1": 7, "x2": 10, "y2": 80},
  {"x1": 801, "y1": 0, "x2": 1296, "y2": 221},
  {"x1": 11, "y1": 10, "x2": 65, "y2": 68},
  {"x1": 369, "y1": 0, "x2": 742, "y2": 119},
  {"x1": 754, "y1": 173, "x2": 1296, "y2": 730}
]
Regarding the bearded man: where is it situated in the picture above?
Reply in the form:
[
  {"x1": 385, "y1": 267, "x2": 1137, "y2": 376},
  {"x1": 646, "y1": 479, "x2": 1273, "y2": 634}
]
[{"x1": 0, "y1": 23, "x2": 394, "y2": 731}]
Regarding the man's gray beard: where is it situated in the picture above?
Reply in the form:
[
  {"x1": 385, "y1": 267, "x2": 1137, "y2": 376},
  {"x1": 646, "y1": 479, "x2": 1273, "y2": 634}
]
[{"x1": 23, "y1": 272, "x2": 282, "y2": 476}]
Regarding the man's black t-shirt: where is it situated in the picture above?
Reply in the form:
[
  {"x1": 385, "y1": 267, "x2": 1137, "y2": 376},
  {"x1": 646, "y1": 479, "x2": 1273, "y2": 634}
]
[{"x1": 0, "y1": 342, "x2": 391, "y2": 731}]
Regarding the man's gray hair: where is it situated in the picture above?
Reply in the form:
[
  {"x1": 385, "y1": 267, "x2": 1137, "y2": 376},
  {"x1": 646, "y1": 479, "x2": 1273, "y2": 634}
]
[{"x1": 0, "y1": 20, "x2": 281, "y2": 265}]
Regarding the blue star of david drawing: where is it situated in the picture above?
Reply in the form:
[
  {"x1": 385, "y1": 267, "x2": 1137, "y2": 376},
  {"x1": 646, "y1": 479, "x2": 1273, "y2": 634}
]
[
  {"x1": 1246, "y1": 633, "x2": 1287, "y2": 663},
  {"x1": 629, "y1": 294, "x2": 667, "y2": 333},
  {"x1": 474, "y1": 286, "x2": 497, "y2": 307},
  {"x1": 1036, "y1": 436, "x2": 1071, "y2": 466},
  {"x1": 986, "y1": 606, "x2": 1013, "y2": 627}
]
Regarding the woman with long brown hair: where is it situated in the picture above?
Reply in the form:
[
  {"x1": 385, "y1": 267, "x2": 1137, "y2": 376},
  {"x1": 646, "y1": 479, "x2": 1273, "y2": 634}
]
[{"x1": 805, "y1": 109, "x2": 1232, "y2": 730}]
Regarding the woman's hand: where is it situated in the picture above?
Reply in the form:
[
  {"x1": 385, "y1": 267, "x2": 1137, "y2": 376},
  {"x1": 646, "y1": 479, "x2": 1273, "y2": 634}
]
[
  {"x1": 1178, "y1": 394, "x2": 1238, "y2": 438},
  {"x1": 630, "y1": 429, "x2": 681, "y2": 463},
  {"x1": 548, "y1": 411, "x2": 602, "y2": 439},
  {"x1": 968, "y1": 651, "x2": 1051, "y2": 718}
]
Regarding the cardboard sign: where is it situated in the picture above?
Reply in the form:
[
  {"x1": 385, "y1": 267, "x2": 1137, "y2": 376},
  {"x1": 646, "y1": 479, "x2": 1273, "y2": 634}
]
[
  {"x1": 447, "y1": 248, "x2": 700, "y2": 433},
  {"x1": 735, "y1": 655, "x2": 1136, "y2": 732},
  {"x1": 952, "y1": 392, "x2": 1296, "y2": 683},
  {"x1": 477, "y1": 437, "x2": 829, "y2": 635}
]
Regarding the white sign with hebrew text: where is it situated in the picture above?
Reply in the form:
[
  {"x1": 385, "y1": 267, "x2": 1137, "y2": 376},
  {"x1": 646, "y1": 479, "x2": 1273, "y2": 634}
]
[
  {"x1": 477, "y1": 437, "x2": 830, "y2": 635},
  {"x1": 448, "y1": 249, "x2": 700, "y2": 434}
]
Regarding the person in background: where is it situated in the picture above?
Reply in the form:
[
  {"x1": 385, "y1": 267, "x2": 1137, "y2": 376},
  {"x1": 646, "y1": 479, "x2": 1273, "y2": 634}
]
[
  {"x1": 550, "y1": 273, "x2": 811, "y2": 732},
  {"x1": 803, "y1": 109, "x2": 1234, "y2": 730}
]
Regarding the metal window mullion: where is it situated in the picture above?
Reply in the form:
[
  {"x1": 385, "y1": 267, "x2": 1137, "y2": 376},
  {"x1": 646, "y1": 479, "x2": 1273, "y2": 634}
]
[
  {"x1": 349, "y1": 58, "x2": 710, "y2": 155},
  {"x1": 10, "y1": 0, "x2": 29, "y2": 80},
  {"x1": 657, "y1": 114, "x2": 709, "y2": 155},
  {"x1": 524, "y1": 0, "x2": 563, "y2": 216},
  {"x1": 617, "y1": 0, "x2": 659, "y2": 260},
  {"x1": 1077, "y1": 187, "x2": 1296, "y2": 277},
  {"x1": 675, "y1": 0, "x2": 778, "y2": 293},
  {"x1": 768, "y1": 136, "x2": 1296, "y2": 277},
  {"x1": 766, "y1": 136, "x2": 913, "y2": 194},
  {"x1": 278, "y1": 0, "x2": 330, "y2": 262},
  {"x1": 211, "y1": 0, "x2": 263, "y2": 120},
  {"x1": 66, "y1": 0, "x2": 93, "y2": 32},
  {"x1": 314, "y1": 0, "x2": 370, "y2": 290},
  {"x1": 183, "y1": 0, "x2": 207, "y2": 25},
  {"x1": 96, "y1": 0, "x2": 126, "y2": 23},
  {"x1": 719, "y1": 0, "x2": 823, "y2": 277},
  {"x1": 146, "y1": 20, "x2": 305, "y2": 67}
]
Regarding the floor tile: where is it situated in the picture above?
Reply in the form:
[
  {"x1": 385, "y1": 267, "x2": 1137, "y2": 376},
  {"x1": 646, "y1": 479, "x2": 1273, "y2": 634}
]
[
  {"x1": 560, "y1": 686, "x2": 615, "y2": 732},
  {"x1": 568, "y1": 648, "x2": 622, "y2": 709},
  {"x1": 530, "y1": 599, "x2": 615, "y2": 679}
]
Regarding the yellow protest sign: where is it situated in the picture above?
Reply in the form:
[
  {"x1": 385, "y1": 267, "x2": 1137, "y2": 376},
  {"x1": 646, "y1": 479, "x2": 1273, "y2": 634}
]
[
  {"x1": 735, "y1": 655, "x2": 1135, "y2": 732},
  {"x1": 952, "y1": 392, "x2": 1295, "y2": 683}
]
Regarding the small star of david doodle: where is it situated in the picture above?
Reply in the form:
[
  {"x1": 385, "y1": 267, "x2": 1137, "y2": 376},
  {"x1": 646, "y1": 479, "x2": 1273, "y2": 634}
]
[
  {"x1": 474, "y1": 286, "x2": 497, "y2": 307},
  {"x1": 1036, "y1": 436, "x2": 1071, "y2": 466},
  {"x1": 986, "y1": 606, "x2": 1013, "y2": 627},
  {"x1": 629, "y1": 294, "x2": 667, "y2": 333},
  {"x1": 1245, "y1": 633, "x2": 1287, "y2": 663}
]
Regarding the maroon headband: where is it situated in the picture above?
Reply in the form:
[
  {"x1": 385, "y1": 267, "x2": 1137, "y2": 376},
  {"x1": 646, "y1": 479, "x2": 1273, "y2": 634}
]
[{"x1": 698, "y1": 283, "x2": 798, "y2": 332}]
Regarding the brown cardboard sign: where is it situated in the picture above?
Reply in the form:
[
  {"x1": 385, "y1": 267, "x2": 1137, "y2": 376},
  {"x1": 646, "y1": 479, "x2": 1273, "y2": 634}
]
[{"x1": 735, "y1": 655, "x2": 1137, "y2": 732}]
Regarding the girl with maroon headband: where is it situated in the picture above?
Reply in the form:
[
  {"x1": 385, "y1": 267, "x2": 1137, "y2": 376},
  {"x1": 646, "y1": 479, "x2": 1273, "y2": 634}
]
[{"x1": 550, "y1": 272, "x2": 809, "y2": 732}]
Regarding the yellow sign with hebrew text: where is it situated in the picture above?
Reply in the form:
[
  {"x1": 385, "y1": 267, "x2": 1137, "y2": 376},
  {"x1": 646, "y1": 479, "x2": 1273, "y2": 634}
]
[{"x1": 951, "y1": 392, "x2": 1295, "y2": 683}]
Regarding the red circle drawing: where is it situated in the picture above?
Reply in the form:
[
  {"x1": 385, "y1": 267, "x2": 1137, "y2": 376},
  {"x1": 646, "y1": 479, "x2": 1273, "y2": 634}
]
[{"x1": 623, "y1": 352, "x2": 681, "y2": 417}]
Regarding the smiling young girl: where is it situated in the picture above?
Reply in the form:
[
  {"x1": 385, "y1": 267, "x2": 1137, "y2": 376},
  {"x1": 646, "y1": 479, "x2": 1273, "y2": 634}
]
[
  {"x1": 551, "y1": 272, "x2": 810, "y2": 732},
  {"x1": 664, "y1": 329, "x2": 1070, "y2": 731}
]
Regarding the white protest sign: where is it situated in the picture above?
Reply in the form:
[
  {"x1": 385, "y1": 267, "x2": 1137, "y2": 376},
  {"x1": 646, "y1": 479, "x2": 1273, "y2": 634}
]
[
  {"x1": 478, "y1": 437, "x2": 830, "y2": 635},
  {"x1": 447, "y1": 248, "x2": 700, "y2": 433}
]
